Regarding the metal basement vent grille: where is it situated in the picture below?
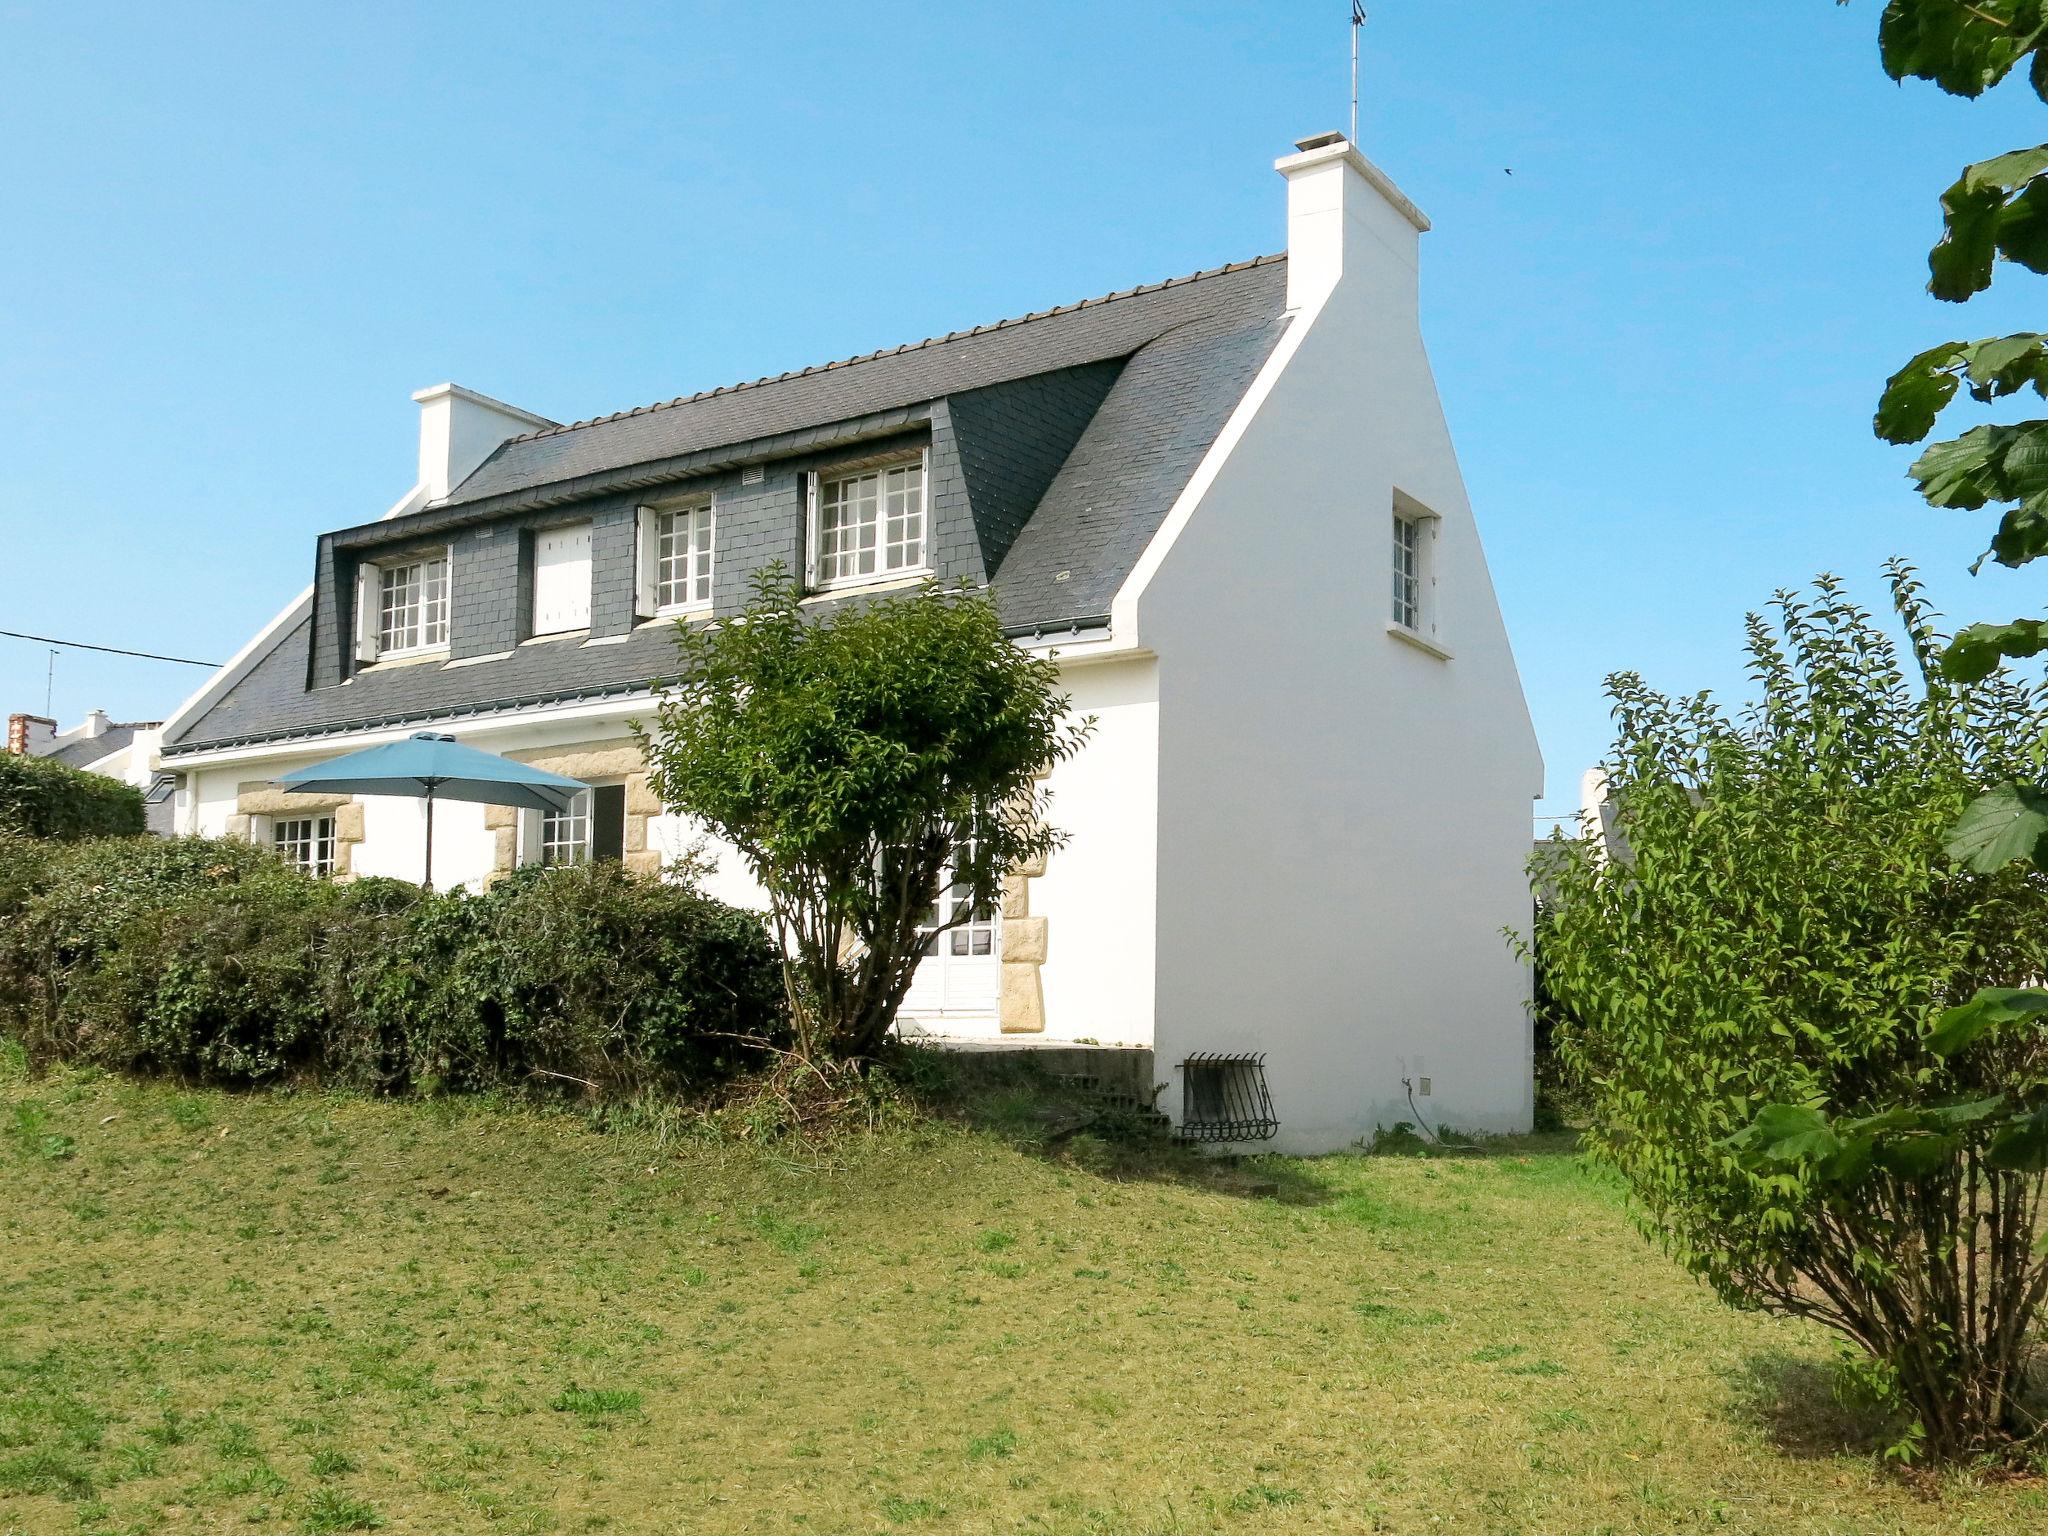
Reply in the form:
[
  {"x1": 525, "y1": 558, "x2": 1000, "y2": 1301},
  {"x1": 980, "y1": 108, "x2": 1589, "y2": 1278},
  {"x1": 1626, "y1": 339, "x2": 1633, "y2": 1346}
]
[{"x1": 1177, "y1": 1053, "x2": 1279, "y2": 1142}]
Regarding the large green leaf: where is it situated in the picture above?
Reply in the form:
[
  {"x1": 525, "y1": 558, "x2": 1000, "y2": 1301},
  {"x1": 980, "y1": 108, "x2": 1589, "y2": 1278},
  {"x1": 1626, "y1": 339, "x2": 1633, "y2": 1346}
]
[
  {"x1": 1877, "y1": 337, "x2": 2048, "y2": 444},
  {"x1": 1929, "y1": 146, "x2": 2048, "y2": 300},
  {"x1": 1877, "y1": 341, "x2": 1966, "y2": 442},
  {"x1": 1928, "y1": 989, "x2": 2048, "y2": 1054},
  {"x1": 1873, "y1": 1131, "x2": 1963, "y2": 1177},
  {"x1": 1941, "y1": 617, "x2": 2048, "y2": 680},
  {"x1": 1877, "y1": 0, "x2": 2048, "y2": 99},
  {"x1": 1963, "y1": 331, "x2": 2048, "y2": 397},
  {"x1": 1742, "y1": 1103, "x2": 1843, "y2": 1164},
  {"x1": 1945, "y1": 783, "x2": 2048, "y2": 870},
  {"x1": 1987, "y1": 1104, "x2": 2048, "y2": 1171},
  {"x1": 1921, "y1": 1093, "x2": 2011, "y2": 1125},
  {"x1": 1989, "y1": 491, "x2": 2048, "y2": 565},
  {"x1": 1911, "y1": 423, "x2": 2010, "y2": 508},
  {"x1": 2000, "y1": 178, "x2": 2048, "y2": 271}
]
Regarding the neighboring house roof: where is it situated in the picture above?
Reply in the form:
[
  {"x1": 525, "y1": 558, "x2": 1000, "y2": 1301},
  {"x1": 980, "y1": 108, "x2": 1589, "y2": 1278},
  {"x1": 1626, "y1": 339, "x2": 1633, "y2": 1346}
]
[
  {"x1": 42, "y1": 721, "x2": 152, "y2": 771},
  {"x1": 164, "y1": 256, "x2": 1292, "y2": 757}
]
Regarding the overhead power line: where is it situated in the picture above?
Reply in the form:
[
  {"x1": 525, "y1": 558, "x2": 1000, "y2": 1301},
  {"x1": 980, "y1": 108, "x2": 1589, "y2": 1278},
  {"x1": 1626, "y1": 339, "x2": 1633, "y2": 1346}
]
[{"x1": 0, "y1": 628, "x2": 220, "y2": 669}]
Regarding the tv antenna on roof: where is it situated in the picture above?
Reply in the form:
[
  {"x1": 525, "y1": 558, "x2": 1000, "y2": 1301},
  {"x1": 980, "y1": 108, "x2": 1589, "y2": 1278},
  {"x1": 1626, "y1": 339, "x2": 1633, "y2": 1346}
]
[{"x1": 1350, "y1": 1, "x2": 1366, "y2": 147}]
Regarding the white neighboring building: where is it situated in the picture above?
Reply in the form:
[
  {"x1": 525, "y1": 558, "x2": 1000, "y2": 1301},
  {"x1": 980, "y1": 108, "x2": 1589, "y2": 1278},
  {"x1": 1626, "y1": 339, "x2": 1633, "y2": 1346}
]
[{"x1": 157, "y1": 135, "x2": 1543, "y2": 1151}]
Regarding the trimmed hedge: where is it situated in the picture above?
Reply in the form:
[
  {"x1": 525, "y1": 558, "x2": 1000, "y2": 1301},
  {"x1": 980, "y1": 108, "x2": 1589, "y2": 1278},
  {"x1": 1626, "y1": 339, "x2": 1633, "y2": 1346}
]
[
  {"x1": 0, "y1": 835, "x2": 787, "y2": 1098},
  {"x1": 0, "y1": 752, "x2": 144, "y2": 839}
]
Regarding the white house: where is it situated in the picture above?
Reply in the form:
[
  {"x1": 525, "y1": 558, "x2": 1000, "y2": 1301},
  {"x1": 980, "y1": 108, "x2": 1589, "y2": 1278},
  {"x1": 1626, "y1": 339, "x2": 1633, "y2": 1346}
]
[{"x1": 158, "y1": 135, "x2": 1542, "y2": 1152}]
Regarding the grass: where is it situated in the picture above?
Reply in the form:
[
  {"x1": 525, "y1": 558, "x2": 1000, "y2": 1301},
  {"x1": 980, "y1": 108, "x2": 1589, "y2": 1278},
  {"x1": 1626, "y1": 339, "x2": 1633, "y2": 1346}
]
[{"x1": 2, "y1": 1058, "x2": 2045, "y2": 1534}]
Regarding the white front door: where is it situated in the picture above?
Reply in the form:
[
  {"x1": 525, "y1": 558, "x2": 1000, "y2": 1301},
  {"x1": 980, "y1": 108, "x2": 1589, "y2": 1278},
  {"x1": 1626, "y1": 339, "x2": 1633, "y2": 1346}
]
[{"x1": 901, "y1": 849, "x2": 999, "y2": 1019}]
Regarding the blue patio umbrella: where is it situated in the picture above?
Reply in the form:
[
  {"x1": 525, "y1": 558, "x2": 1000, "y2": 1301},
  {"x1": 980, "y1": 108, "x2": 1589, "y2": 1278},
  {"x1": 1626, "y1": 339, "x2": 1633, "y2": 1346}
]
[{"x1": 274, "y1": 732, "x2": 587, "y2": 891}]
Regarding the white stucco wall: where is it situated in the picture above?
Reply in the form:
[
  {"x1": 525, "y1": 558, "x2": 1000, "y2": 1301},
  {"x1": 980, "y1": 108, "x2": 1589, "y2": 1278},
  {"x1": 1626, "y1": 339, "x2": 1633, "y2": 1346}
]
[
  {"x1": 1132, "y1": 147, "x2": 1543, "y2": 1153},
  {"x1": 1026, "y1": 654, "x2": 1158, "y2": 1046}
]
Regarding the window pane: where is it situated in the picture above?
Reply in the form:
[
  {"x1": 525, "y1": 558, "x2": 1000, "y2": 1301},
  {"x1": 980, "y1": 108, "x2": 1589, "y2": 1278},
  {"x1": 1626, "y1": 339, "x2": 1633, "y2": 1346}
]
[
  {"x1": 819, "y1": 464, "x2": 923, "y2": 584},
  {"x1": 540, "y1": 792, "x2": 592, "y2": 866},
  {"x1": 273, "y1": 816, "x2": 336, "y2": 877}
]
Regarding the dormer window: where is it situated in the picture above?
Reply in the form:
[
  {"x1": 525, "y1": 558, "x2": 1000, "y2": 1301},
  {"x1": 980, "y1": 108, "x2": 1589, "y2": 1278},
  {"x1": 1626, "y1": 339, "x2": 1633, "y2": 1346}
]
[
  {"x1": 355, "y1": 549, "x2": 451, "y2": 662},
  {"x1": 636, "y1": 502, "x2": 714, "y2": 617},
  {"x1": 808, "y1": 453, "x2": 928, "y2": 590}
]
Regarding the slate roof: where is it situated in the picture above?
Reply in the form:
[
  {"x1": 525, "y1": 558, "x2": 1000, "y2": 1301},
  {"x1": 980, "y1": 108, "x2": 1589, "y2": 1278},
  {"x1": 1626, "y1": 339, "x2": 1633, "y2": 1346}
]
[
  {"x1": 441, "y1": 256, "x2": 1287, "y2": 512},
  {"x1": 44, "y1": 722, "x2": 150, "y2": 770},
  {"x1": 165, "y1": 255, "x2": 1292, "y2": 756}
]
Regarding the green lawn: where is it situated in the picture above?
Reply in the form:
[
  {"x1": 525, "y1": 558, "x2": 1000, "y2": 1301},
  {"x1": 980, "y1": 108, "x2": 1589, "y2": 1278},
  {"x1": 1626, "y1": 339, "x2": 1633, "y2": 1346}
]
[{"x1": 2, "y1": 1054, "x2": 2043, "y2": 1535}]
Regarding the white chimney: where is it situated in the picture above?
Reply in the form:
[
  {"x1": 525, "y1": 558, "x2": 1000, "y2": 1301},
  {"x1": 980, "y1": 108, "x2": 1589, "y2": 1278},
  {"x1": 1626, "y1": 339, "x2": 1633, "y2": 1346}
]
[
  {"x1": 411, "y1": 383, "x2": 557, "y2": 501},
  {"x1": 1274, "y1": 132, "x2": 1431, "y2": 313},
  {"x1": 82, "y1": 708, "x2": 110, "y2": 739}
]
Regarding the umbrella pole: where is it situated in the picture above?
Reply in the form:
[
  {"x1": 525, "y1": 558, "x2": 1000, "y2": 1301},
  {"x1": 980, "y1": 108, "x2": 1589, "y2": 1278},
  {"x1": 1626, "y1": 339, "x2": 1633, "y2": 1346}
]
[{"x1": 424, "y1": 784, "x2": 435, "y2": 893}]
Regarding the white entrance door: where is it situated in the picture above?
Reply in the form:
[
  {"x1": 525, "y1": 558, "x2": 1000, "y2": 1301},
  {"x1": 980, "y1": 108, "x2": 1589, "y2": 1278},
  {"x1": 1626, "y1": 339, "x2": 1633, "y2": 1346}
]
[{"x1": 902, "y1": 849, "x2": 999, "y2": 1019}]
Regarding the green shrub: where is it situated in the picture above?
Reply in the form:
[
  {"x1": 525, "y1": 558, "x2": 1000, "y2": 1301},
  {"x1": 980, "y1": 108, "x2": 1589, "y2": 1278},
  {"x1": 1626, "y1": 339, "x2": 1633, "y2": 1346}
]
[
  {"x1": 0, "y1": 836, "x2": 304, "y2": 1069},
  {"x1": 0, "y1": 835, "x2": 786, "y2": 1098},
  {"x1": 0, "y1": 753, "x2": 143, "y2": 840},
  {"x1": 351, "y1": 861, "x2": 787, "y2": 1097},
  {"x1": 1534, "y1": 569, "x2": 2048, "y2": 1459}
]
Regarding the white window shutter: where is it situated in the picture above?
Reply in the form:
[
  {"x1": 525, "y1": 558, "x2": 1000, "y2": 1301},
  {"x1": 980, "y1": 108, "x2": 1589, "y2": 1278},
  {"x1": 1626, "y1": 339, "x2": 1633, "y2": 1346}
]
[
  {"x1": 803, "y1": 473, "x2": 820, "y2": 589},
  {"x1": 634, "y1": 508, "x2": 657, "y2": 618},
  {"x1": 531, "y1": 522, "x2": 595, "y2": 635},
  {"x1": 353, "y1": 563, "x2": 379, "y2": 662}
]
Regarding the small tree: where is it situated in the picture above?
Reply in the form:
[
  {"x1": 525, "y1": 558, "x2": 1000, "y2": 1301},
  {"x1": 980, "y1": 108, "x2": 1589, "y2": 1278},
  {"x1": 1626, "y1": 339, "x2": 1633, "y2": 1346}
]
[
  {"x1": 639, "y1": 570, "x2": 1089, "y2": 1060},
  {"x1": 1536, "y1": 567, "x2": 2048, "y2": 1460}
]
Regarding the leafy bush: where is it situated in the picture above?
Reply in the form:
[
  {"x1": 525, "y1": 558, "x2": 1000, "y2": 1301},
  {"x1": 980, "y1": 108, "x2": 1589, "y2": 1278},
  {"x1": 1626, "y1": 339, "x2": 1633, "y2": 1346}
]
[
  {"x1": 1534, "y1": 568, "x2": 2048, "y2": 1459},
  {"x1": 0, "y1": 752, "x2": 143, "y2": 840},
  {"x1": 349, "y1": 861, "x2": 787, "y2": 1096},
  {"x1": 0, "y1": 836, "x2": 304, "y2": 1066},
  {"x1": 0, "y1": 836, "x2": 785, "y2": 1099}
]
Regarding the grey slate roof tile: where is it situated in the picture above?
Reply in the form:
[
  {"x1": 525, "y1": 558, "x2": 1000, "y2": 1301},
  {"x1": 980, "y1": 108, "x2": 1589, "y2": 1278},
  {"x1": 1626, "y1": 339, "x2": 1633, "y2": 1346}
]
[
  {"x1": 440, "y1": 257, "x2": 1287, "y2": 510},
  {"x1": 166, "y1": 256, "x2": 1291, "y2": 755}
]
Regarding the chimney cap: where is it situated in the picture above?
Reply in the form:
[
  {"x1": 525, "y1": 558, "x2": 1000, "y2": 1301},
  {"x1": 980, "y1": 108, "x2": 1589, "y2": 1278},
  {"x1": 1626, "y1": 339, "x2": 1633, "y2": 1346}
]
[{"x1": 1294, "y1": 131, "x2": 1347, "y2": 153}]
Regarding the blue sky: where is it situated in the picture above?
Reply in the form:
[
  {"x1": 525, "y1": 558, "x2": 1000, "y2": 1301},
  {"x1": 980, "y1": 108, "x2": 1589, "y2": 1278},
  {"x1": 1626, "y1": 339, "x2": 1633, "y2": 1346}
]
[{"x1": 2, "y1": 1, "x2": 2043, "y2": 817}]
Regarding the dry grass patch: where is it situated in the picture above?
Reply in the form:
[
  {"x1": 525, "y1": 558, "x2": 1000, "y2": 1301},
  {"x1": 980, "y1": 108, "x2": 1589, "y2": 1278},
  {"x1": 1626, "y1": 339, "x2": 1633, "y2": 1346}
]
[{"x1": 2, "y1": 1051, "x2": 2044, "y2": 1533}]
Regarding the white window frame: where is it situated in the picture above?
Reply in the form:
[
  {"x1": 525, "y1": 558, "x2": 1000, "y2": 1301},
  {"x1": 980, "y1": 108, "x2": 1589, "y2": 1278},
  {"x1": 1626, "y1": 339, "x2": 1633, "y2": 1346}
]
[
  {"x1": 519, "y1": 783, "x2": 630, "y2": 869},
  {"x1": 805, "y1": 450, "x2": 930, "y2": 592},
  {"x1": 1392, "y1": 511, "x2": 1423, "y2": 632},
  {"x1": 535, "y1": 792, "x2": 592, "y2": 867},
  {"x1": 636, "y1": 500, "x2": 715, "y2": 618},
  {"x1": 1388, "y1": 494, "x2": 1448, "y2": 657},
  {"x1": 355, "y1": 547, "x2": 453, "y2": 663},
  {"x1": 273, "y1": 814, "x2": 336, "y2": 877}
]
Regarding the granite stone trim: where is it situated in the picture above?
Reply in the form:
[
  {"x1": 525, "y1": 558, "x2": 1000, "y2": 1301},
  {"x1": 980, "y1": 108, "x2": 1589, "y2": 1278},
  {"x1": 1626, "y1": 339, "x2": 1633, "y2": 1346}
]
[
  {"x1": 483, "y1": 740, "x2": 660, "y2": 884},
  {"x1": 231, "y1": 783, "x2": 365, "y2": 876}
]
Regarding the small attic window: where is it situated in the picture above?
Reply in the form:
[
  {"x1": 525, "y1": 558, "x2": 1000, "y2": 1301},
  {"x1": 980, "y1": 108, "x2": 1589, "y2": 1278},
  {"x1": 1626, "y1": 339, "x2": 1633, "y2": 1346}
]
[
  {"x1": 1388, "y1": 491, "x2": 1448, "y2": 657},
  {"x1": 1177, "y1": 1053, "x2": 1279, "y2": 1143}
]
